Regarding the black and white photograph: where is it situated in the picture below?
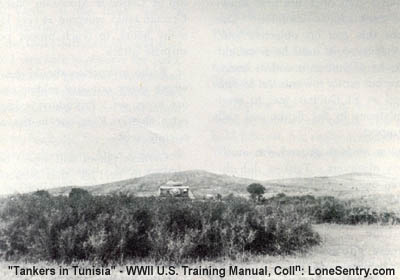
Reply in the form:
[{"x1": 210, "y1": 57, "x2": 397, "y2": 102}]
[{"x1": 1, "y1": 1, "x2": 399, "y2": 279}]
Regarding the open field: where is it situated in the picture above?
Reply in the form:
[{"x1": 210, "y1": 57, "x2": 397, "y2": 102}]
[
  {"x1": 2, "y1": 224, "x2": 399, "y2": 280},
  {"x1": 44, "y1": 171, "x2": 400, "y2": 214}
]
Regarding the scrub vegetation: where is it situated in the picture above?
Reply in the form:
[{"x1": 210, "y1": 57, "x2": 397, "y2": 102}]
[
  {"x1": 0, "y1": 189, "x2": 319, "y2": 263},
  {"x1": 1, "y1": 187, "x2": 398, "y2": 264}
]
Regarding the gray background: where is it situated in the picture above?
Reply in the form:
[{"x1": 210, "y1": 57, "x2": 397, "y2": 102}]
[{"x1": 1, "y1": 0, "x2": 399, "y2": 194}]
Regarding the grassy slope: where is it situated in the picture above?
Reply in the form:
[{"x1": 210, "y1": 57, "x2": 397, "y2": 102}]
[
  {"x1": 2, "y1": 224, "x2": 399, "y2": 279},
  {"x1": 47, "y1": 170, "x2": 400, "y2": 213}
]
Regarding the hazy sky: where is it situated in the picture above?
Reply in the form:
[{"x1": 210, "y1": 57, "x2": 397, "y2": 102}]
[{"x1": 1, "y1": 1, "x2": 400, "y2": 194}]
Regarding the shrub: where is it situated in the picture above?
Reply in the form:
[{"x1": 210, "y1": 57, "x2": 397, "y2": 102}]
[
  {"x1": 263, "y1": 194, "x2": 400, "y2": 225},
  {"x1": 0, "y1": 191, "x2": 321, "y2": 263}
]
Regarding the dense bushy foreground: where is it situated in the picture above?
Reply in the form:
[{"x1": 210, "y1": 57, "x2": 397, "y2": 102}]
[
  {"x1": 0, "y1": 190, "x2": 320, "y2": 263},
  {"x1": 262, "y1": 194, "x2": 400, "y2": 225}
]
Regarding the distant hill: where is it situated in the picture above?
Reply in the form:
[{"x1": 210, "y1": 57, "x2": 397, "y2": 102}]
[
  {"x1": 49, "y1": 170, "x2": 255, "y2": 197},
  {"x1": 47, "y1": 170, "x2": 400, "y2": 212}
]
